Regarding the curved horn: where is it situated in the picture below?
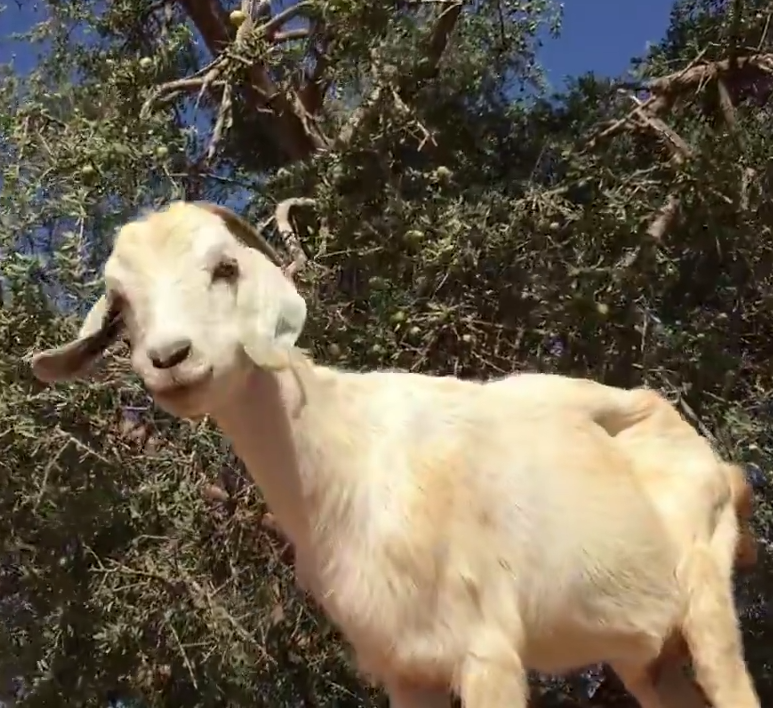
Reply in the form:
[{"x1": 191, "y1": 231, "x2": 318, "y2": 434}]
[{"x1": 195, "y1": 202, "x2": 284, "y2": 268}]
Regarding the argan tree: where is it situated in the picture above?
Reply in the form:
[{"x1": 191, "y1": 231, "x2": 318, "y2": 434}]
[{"x1": 1, "y1": 0, "x2": 773, "y2": 706}]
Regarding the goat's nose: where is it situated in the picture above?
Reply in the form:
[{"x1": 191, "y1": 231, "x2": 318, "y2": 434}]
[{"x1": 148, "y1": 339, "x2": 192, "y2": 370}]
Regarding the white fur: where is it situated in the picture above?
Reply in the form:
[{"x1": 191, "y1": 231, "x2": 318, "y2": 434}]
[
  {"x1": 488, "y1": 373, "x2": 758, "y2": 708},
  {"x1": 29, "y1": 202, "x2": 759, "y2": 708}
]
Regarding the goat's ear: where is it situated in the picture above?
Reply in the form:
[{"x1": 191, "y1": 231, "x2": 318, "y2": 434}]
[
  {"x1": 30, "y1": 293, "x2": 123, "y2": 383},
  {"x1": 236, "y1": 246, "x2": 307, "y2": 358},
  {"x1": 240, "y1": 331, "x2": 295, "y2": 372}
]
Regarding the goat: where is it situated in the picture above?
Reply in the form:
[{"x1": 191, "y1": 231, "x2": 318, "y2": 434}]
[
  {"x1": 489, "y1": 372, "x2": 759, "y2": 707},
  {"x1": 29, "y1": 201, "x2": 759, "y2": 708}
]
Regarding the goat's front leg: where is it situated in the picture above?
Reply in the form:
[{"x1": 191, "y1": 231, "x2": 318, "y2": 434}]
[
  {"x1": 458, "y1": 631, "x2": 528, "y2": 708},
  {"x1": 384, "y1": 679, "x2": 452, "y2": 708}
]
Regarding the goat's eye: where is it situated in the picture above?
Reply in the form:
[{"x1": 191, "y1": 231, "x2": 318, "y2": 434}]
[{"x1": 211, "y1": 259, "x2": 239, "y2": 283}]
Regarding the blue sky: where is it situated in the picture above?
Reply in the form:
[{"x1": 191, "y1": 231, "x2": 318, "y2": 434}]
[
  {"x1": 1, "y1": 1, "x2": 675, "y2": 84},
  {"x1": 540, "y1": 1, "x2": 674, "y2": 88}
]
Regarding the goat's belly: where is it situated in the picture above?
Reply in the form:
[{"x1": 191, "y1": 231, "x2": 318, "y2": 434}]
[
  {"x1": 518, "y1": 564, "x2": 683, "y2": 674},
  {"x1": 523, "y1": 624, "x2": 668, "y2": 675},
  {"x1": 316, "y1": 563, "x2": 469, "y2": 687}
]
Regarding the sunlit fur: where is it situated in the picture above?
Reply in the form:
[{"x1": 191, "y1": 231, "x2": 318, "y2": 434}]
[
  {"x1": 490, "y1": 373, "x2": 758, "y2": 574},
  {"x1": 489, "y1": 373, "x2": 759, "y2": 708},
  {"x1": 29, "y1": 202, "x2": 760, "y2": 708}
]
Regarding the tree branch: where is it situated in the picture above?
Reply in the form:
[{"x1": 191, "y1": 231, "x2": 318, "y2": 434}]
[
  {"x1": 617, "y1": 53, "x2": 773, "y2": 114},
  {"x1": 646, "y1": 193, "x2": 681, "y2": 242},
  {"x1": 400, "y1": 0, "x2": 463, "y2": 101},
  {"x1": 424, "y1": 2, "x2": 463, "y2": 82},
  {"x1": 583, "y1": 48, "x2": 771, "y2": 243},
  {"x1": 336, "y1": 2, "x2": 461, "y2": 147},
  {"x1": 259, "y1": 0, "x2": 315, "y2": 36},
  {"x1": 272, "y1": 28, "x2": 310, "y2": 43},
  {"x1": 175, "y1": 0, "x2": 325, "y2": 162},
  {"x1": 297, "y1": 26, "x2": 332, "y2": 115}
]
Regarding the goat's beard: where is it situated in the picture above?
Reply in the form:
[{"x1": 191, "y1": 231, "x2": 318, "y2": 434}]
[{"x1": 150, "y1": 381, "x2": 212, "y2": 419}]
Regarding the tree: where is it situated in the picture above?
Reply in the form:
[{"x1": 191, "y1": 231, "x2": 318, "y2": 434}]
[{"x1": 1, "y1": 0, "x2": 772, "y2": 706}]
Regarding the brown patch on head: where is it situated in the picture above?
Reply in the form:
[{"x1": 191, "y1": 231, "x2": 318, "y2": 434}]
[{"x1": 194, "y1": 202, "x2": 284, "y2": 267}]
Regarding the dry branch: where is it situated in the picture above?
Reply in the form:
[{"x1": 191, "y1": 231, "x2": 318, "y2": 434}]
[
  {"x1": 646, "y1": 194, "x2": 681, "y2": 242},
  {"x1": 629, "y1": 103, "x2": 693, "y2": 164},
  {"x1": 273, "y1": 28, "x2": 310, "y2": 43},
  {"x1": 152, "y1": 0, "x2": 463, "y2": 160},
  {"x1": 646, "y1": 53, "x2": 773, "y2": 93},
  {"x1": 617, "y1": 52, "x2": 773, "y2": 114},
  {"x1": 584, "y1": 48, "x2": 768, "y2": 243},
  {"x1": 337, "y1": 1, "x2": 462, "y2": 146},
  {"x1": 176, "y1": 0, "x2": 323, "y2": 162},
  {"x1": 259, "y1": 0, "x2": 315, "y2": 36},
  {"x1": 141, "y1": 56, "x2": 228, "y2": 118}
]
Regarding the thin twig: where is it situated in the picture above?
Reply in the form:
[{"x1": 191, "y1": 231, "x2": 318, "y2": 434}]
[
  {"x1": 647, "y1": 193, "x2": 681, "y2": 241},
  {"x1": 260, "y1": 1, "x2": 315, "y2": 36},
  {"x1": 167, "y1": 620, "x2": 199, "y2": 689},
  {"x1": 206, "y1": 82, "x2": 234, "y2": 161}
]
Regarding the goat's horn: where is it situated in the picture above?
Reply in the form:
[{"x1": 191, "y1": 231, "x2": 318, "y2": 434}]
[{"x1": 195, "y1": 202, "x2": 284, "y2": 269}]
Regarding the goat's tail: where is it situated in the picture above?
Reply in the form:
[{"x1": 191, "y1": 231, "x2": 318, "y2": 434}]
[{"x1": 720, "y1": 462, "x2": 758, "y2": 569}]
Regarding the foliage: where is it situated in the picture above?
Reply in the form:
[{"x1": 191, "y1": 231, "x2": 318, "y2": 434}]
[{"x1": 2, "y1": 0, "x2": 773, "y2": 706}]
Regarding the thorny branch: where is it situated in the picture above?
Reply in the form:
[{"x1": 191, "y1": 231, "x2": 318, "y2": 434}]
[
  {"x1": 145, "y1": 0, "x2": 464, "y2": 163},
  {"x1": 337, "y1": 2, "x2": 462, "y2": 146},
  {"x1": 175, "y1": 0, "x2": 323, "y2": 161},
  {"x1": 585, "y1": 48, "x2": 769, "y2": 242},
  {"x1": 617, "y1": 52, "x2": 773, "y2": 114}
]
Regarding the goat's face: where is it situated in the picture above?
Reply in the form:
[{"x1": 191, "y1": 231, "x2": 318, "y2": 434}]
[{"x1": 29, "y1": 202, "x2": 307, "y2": 419}]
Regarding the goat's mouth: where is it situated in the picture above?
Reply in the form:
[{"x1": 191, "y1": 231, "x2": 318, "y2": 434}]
[{"x1": 146, "y1": 369, "x2": 214, "y2": 403}]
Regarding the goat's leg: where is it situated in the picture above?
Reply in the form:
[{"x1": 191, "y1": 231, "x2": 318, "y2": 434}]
[
  {"x1": 680, "y1": 544, "x2": 759, "y2": 708},
  {"x1": 612, "y1": 659, "x2": 707, "y2": 708},
  {"x1": 384, "y1": 679, "x2": 452, "y2": 708},
  {"x1": 458, "y1": 633, "x2": 528, "y2": 708},
  {"x1": 611, "y1": 662, "x2": 666, "y2": 708}
]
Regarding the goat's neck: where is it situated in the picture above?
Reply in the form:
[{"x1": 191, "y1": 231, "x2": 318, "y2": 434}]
[
  {"x1": 212, "y1": 366, "x2": 311, "y2": 547},
  {"x1": 211, "y1": 364, "x2": 351, "y2": 551}
]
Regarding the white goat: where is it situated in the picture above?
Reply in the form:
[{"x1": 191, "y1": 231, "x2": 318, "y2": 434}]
[
  {"x1": 29, "y1": 201, "x2": 759, "y2": 708},
  {"x1": 489, "y1": 372, "x2": 758, "y2": 707}
]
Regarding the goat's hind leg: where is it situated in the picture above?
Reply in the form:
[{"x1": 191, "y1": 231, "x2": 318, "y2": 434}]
[
  {"x1": 680, "y1": 543, "x2": 759, "y2": 708},
  {"x1": 612, "y1": 659, "x2": 706, "y2": 708}
]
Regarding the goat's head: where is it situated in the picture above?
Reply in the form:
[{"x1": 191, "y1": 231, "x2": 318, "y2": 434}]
[{"x1": 30, "y1": 201, "x2": 306, "y2": 418}]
